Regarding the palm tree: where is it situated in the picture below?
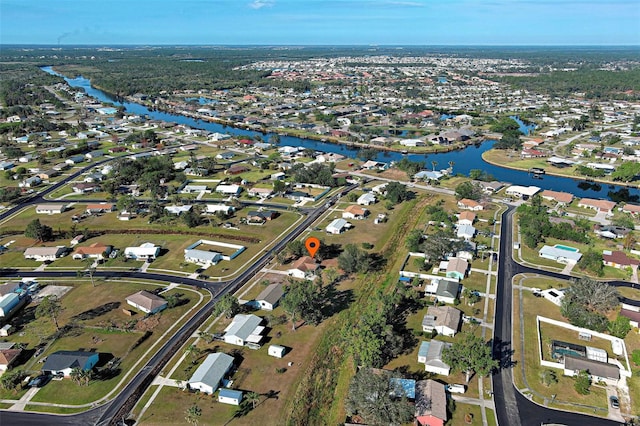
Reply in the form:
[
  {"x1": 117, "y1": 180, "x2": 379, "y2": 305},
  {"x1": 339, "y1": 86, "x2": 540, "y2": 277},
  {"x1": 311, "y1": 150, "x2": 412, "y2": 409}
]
[
  {"x1": 185, "y1": 344, "x2": 202, "y2": 364},
  {"x1": 448, "y1": 160, "x2": 455, "y2": 174},
  {"x1": 431, "y1": 160, "x2": 438, "y2": 171},
  {"x1": 246, "y1": 391, "x2": 260, "y2": 409},
  {"x1": 70, "y1": 368, "x2": 91, "y2": 386}
]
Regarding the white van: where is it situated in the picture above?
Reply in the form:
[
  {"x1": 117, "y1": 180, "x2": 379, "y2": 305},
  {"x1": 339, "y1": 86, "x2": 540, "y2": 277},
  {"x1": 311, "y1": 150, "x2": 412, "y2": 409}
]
[{"x1": 446, "y1": 384, "x2": 466, "y2": 394}]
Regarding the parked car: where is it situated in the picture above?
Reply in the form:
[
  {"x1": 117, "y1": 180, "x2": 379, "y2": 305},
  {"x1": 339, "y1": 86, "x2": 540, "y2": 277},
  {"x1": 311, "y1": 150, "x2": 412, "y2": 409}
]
[
  {"x1": 28, "y1": 374, "x2": 50, "y2": 388},
  {"x1": 33, "y1": 347, "x2": 44, "y2": 358},
  {"x1": 610, "y1": 395, "x2": 620, "y2": 409},
  {"x1": 446, "y1": 384, "x2": 467, "y2": 394}
]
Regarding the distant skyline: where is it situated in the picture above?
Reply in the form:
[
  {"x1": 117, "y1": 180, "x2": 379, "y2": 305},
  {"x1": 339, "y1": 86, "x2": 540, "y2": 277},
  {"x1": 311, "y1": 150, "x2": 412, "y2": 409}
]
[{"x1": 1, "y1": 0, "x2": 639, "y2": 46}]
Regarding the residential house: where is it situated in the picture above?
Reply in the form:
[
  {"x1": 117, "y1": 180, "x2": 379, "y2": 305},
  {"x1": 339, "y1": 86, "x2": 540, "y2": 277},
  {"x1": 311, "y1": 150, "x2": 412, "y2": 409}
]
[
  {"x1": 446, "y1": 258, "x2": 468, "y2": 280},
  {"x1": 246, "y1": 210, "x2": 278, "y2": 224},
  {"x1": 0, "y1": 161, "x2": 15, "y2": 171},
  {"x1": 457, "y1": 198, "x2": 483, "y2": 211},
  {"x1": 218, "y1": 389, "x2": 243, "y2": 406},
  {"x1": 564, "y1": 355, "x2": 620, "y2": 385},
  {"x1": 124, "y1": 243, "x2": 160, "y2": 260},
  {"x1": 0, "y1": 293, "x2": 27, "y2": 318},
  {"x1": 594, "y1": 225, "x2": 631, "y2": 239},
  {"x1": 415, "y1": 379, "x2": 447, "y2": 426},
  {"x1": 36, "y1": 204, "x2": 67, "y2": 214},
  {"x1": 184, "y1": 248, "x2": 222, "y2": 267},
  {"x1": 417, "y1": 340, "x2": 452, "y2": 376},
  {"x1": 225, "y1": 164, "x2": 249, "y2": 175},
  {"x1": 577, "y1": 198, "x2": 616, "y2": 215},
  {"x1": 474, "y1": 181, "x2": 504, "y2": 194},
  {"x1": 342, "y1": 205, "x2": 368, "y2": 220},
  {"x1": 42, "y1": 351, "x2": 100, "y2": 377},
  {"x1": 65, "y1": 154, "x2": 85, "y2": 165},
  {"x1": 83, "y1": 172, "x2": 104, "y2": 183},
  {"x1": 223, "y1": 314, "x2": 264, "y2": 347},
  {"x1": 285, "y1": 190, "x2": 314, "y2": 202},
  {"x1": 247, "y1": 187, "x2": 273, "y2": 198},
  {"x1": 19, "y1": 176, "x2": 41, "y2": 188},
  {"x1": 126, "y1": 290, "x2": 168, "y2": 314},
  {"x1": 215, "y1": 184, "x2": 242, "y2": 196},
  {"x1": 425, "y1": 279, "x2": 460, "y2": 305},
  {"x1": 540, "y1": 288, "x2": 565, "y2": 306},
  {"x1": 24, "y1": 246, "x2": 66, "y2": 262},
  {"x1": 37, "y1": 169, "x2": 60, "y2": 180},
  {"x1": 422, "y1": 306, "x2": 462, "y2": 337},
  {"x1": 72, "y1": 183, "x2": 99, "y2": 194},
  {"x1": 505, "y1": 185, "x2": 541, "y2": 199},
  {"x1": 0, "y1": 349, "x2": 21, "y2": 371},
  {"x1": 187, "y1": 352, "x2": 234, "y2": 394},
  {"x1": 216, "y1": 152, "x2": 235, "y2": 160},
  {"x1": 456, "y1": 224, "x2": 476, "y2": 241},
  {"x1": 602, "y1": 251, "x2": 640, "y2": 269},
  {"x1": 541, "y1": 190, "x2": 574, "y2": 205},
  {"x1": 205, "y1": 204, "x2": 235, "y2": 215},
  {"x1": 538, "y1": 245, "x2": 582, "y2": 264},
  {"x1": 457, "y1": 211, "x2": 476, "y2": 226},
  {"x1": 255, "y1": 283, "x2": 284, "y2": 311},
  {"x1": 287, "y1": 256, "x2": 319, "y2": 280},
  {"x1": 86, "y1": 203, "x2": 115, "y2": 214},
  {"x1": 622, "y1": 203, "x2": 640, "y2": 216},
  {"x1": 180, "y1": 184, "x2": 208, "y2": 194},
  {"x1": 164, "y1": 204, "x2": 193, "y2": 215},
  {"x1": 72, "y1": 243, "x2": 112, "y2": 260},
  {"x1": 357, "y1": 193, "x2": 377, "y2": 206},
  {"x1": 326, "y1": 218, "x2": 350, "y2": 234}
]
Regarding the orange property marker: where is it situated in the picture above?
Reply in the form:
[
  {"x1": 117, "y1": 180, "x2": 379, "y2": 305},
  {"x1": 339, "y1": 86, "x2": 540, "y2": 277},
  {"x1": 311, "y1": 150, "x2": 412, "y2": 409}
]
[{"x1": 305, "y1": 237, "x2": 320, "y2": 258}]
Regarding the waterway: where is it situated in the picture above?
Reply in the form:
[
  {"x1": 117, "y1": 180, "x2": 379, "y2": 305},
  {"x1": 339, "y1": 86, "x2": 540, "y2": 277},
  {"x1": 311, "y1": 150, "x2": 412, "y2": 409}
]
[{"x1": 42, "y1": 66, "x2": 639, "y2": 202}]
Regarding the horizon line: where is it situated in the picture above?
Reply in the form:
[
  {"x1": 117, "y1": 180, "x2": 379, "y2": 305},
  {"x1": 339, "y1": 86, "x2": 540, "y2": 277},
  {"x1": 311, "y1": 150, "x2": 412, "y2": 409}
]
[{"x1": 2, "y1": 43, "x2": 640, "y2": 48}]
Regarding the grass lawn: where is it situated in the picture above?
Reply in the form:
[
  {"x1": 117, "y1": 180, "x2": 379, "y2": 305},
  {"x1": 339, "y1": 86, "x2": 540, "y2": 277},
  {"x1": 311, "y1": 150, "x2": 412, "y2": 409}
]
[
  {"x1": 4, "y1": 280, "x2": 204, "y2": 406},
  {"x1": 447, "y1": 402, "x2": 483, "y2": 425},
  {"x1": 485, "y1": 407, "x2": 497, "y2": 426}
]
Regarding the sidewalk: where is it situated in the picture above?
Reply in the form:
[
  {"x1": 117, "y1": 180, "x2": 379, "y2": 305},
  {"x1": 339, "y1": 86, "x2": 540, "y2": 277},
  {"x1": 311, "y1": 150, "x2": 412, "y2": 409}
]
[{"x1": 7, "y1": 386, "x2": 40, "y2": 411}]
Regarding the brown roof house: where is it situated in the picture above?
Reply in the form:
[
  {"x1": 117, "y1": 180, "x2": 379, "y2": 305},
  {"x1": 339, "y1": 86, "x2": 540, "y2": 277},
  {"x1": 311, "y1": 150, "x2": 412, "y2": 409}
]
[
  {"x1": 422, "y1": 306, "x2": 462, "y2": 337},
  {"x1": 541, "y1": 190, "x2": 574, "y2": 205},
  {"x1": 0, "y1": 348, "x2": 22, "y2": 371},
  {"x1": 602, "y1": 250, "x2": 640, "y2": 269},
  {"x1": 72, "y1": 243, "x2": 112, "y2": 260},
  {"x1": 457, "y1": 198, "x2": 483, "y2": 211},
  {"x1": 342, "y1": 205, "x2": 368, "y2": 220},
  {"x1": 126, "y1": 290, "x2": 168, "y2": 314},
  {"x1": 287, "y1": 256, "x2": 319, "y2": 280},
  {"x1": 577, "y1": 198, "x2": 616, "y2": 215}
]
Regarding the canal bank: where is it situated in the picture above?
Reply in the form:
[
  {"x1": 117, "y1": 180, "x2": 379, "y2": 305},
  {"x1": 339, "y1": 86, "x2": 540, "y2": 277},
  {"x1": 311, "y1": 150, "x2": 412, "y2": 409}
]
[{"x1": 41, "y1": 66, "x2": 640, "y2": 202}]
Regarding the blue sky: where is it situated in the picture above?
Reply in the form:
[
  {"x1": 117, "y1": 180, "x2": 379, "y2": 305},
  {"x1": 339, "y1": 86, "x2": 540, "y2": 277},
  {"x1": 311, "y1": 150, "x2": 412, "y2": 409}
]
[{"x1": 1, "y1": 0, "x2": 639, "y2": 45}]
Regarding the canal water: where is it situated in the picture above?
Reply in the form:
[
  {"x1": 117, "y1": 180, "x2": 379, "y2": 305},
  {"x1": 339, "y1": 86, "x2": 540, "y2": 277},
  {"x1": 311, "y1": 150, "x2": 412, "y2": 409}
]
[{"x1": 42, "y1": 67, "x2": 639, "y2": 202}]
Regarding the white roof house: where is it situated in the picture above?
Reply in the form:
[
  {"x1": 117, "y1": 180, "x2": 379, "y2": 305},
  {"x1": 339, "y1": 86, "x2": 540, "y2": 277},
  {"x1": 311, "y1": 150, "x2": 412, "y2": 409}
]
[
  {"x1": 505, "y1": 185, "x2": 541, "y2": 198},
  {"x1": 184, "y1": 248, "x2": 222, "y2": 267},
  {"x1": 36, "y1": 204, "x2": 67, "y2": 215},
  {"x1": 164, "y1": 205, "x2": 193, "y2": 215},
  {"x1": 538, "y1": 245, "x2": 582, "y2": 264},
  {"x1": 24, "y1": 247, "x2": 66, "y2": 262},
  {"x1": 326, "y1": 218, "x2": 349, "y2": 234},
  {"x1": 223, "y1": 314, "x2": 264, "y2": 347},
  {"x1": 124, "y1": 243, "x2": 160, "y2": 260},
  {"x1": 188, "y1": 353, "x2": 234, "y2": 395},
  {"x1": 181, "y1": 184, "x2": 209, "y2": 194},
  {"x1": 357, "y1": 193, "x2": 377, "y2": 206},
  {"x1": 456, "y1": 224, "x2": 476, "y2": 241},
  {"x1": 205, "y1": 204, "x2": 235, "y2": 215},
  {"x1": 418, "y1": 340, "x2": 452, "y2": 376},
  {"x1": 215, "y1": 184, "x2": 241, "y2": 195}
]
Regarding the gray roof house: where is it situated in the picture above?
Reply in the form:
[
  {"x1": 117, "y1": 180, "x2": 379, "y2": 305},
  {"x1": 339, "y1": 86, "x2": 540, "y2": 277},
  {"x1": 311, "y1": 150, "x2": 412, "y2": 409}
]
[
  {"x1": 422, "y1": 306, "x2": 462, "y2": 337},
  {"x1": 425, "y1": 279, "x2": 460, "y2": 305},
  {"x1": 417, "y1": 340, "x2": 452, "y2": 376},
  {"x1": 223, "y1": 314, "x2": 264, "y2": 346},
  {"x1": 255, "y1": 283, "x2": 284, "y2": 311},
  {"x1": 188, "y1": 352, "x2": 234, "y2": 394},
  {"x1": 42, "y1": 350, "x2": 100, "y2": 377},
  {"x1": 415, "y1": 379, "x2": 448, "y2": 426},
  {"x1": 564, "y1": 355, "x2": 620, "y2": 383}
]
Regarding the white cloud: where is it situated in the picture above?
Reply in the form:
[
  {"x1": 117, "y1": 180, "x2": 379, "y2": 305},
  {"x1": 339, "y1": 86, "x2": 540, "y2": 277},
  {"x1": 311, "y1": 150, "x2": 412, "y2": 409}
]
[{"x1": 249, "y1": 0, "x2": 275, "y2": 9}]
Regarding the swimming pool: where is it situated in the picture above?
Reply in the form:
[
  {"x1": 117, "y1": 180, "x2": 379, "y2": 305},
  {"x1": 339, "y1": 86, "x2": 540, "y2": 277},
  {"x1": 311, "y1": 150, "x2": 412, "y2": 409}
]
[{"x1": 554, "y1": 244, "x2": 579, "y2": 252}]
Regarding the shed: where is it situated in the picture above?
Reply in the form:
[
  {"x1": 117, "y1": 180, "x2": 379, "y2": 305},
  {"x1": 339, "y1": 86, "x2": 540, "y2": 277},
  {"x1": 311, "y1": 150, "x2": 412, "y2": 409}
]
[
  {"x1": 218, "y1": 388, "x2": 243, "y2": 406},
  {"x1": 268, "y1": 344, "x2": 286, "y2": 358}
]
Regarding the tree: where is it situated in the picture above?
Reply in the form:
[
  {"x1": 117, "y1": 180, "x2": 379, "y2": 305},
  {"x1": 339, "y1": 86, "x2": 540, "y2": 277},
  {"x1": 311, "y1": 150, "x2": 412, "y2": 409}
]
[
  {"x1": 245, "y1": 391, "x2": 260, "y2": 409},
  {"x1": 185, "y1": 404, "x2": 202, "y2": 426},
  {"x1": 431, "y1": 160, "x2": 438, "y2": 171},
  {"x1": 185, "y1": 344, "x2": 202, "y2": 364},
  {"x1": 611, "y1": 161, "x2": 640, "y2": 182},
  {"x1": 539, "y1": 369, "x2": 558, "y2": 387},
  {"x1": 273, "y1": 179, "x2": 286, "y2": 194},
  {"x1": 608, "y1": 315, "x2": 632, "y2": 338},
  {"x1": 385, "y1": 181, "x2": 409, "y2": 204},
  {"x1": 405, "y1": 229, "x2": 422, "y2": 252},
  {"x1": 574, "y1": 370, "x2": 591, "y2": 395},
  {"x1": 70, "y1": 367, "x2": 91, "y2": 386},
  {"x1": 564, "y1": 277, "x2": 619, "y2": 314},
  {"x1": 24, "y1": 218, "x2": 53, "y2": 242},
  {"x1": 338, "y1": 244, "x2": 372, "y2": 274},
  {"x1": 443, "y1": 333, "x2": 498, "y2": 383},
  {"x1": 213, "y1": 293, "x2": 240, "y2": 319},
  {"x1": 182, "y1": 209, "x2": 202, "y2": 228},
  {"x1": 286, "y1": 240, "x2": 306, "y2": 259},
  {"x1": 345, "y1": 369, "x2": 413, "y2": 426},
  {"x1": 280, "y1": 279, "x2": 322, "y2": 330},
  {"x1": 0, "y1": 370, "x2": 25, "y2": 393},
  {"x1": 454, "y1": 181, "x2": 482, "y2": 201},
  {"x1": 35, "y1": 295, "x2": 62, "y2": 330},
  {"x1": 422, "y1": 229, "x2": 464, "y2": 264}
]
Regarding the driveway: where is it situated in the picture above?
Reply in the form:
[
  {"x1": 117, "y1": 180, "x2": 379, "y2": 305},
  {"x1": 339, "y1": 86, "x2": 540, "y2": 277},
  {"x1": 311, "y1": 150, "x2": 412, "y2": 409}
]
[{"x1": 605, "y1": 387, "x2": 625, "y2": 423}]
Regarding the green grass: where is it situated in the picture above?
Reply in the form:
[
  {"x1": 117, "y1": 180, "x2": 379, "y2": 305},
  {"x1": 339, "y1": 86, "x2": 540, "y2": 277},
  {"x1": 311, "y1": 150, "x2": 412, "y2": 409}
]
[
  {"x1": 24, "y1": 405, "x2": 86, "y2": 414},
  {"x1": 485, "y1": 407, "x2": 497, "y2": 426},
  {"x1": 447, "y1": 403, "x2": 483, "y2": 426}
]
